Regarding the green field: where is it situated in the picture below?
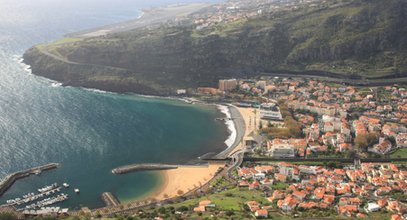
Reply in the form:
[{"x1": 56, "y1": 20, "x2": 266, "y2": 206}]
[
  {"x1": 170, "y1": 187, "x2": 268, "y2": 211},
  {"x1": 390, "y1": 148, "x2": 407, "y2": 158}
]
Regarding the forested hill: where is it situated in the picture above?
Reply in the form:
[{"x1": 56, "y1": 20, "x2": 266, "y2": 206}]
[{"x1": 24, "y1": 0, "x2": 407, "y2": 95}]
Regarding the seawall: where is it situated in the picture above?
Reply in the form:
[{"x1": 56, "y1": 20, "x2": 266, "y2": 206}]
[
  {"x1": 101, "y1": 192, "x2": 121, "y2": 207},
  {"x1": 112, "y1": 164, "x2": 178, "y2": 174}
]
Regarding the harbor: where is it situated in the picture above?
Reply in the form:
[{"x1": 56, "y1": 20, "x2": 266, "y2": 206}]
[
  {"x1": 6, "y1": 183, "x2": 60, "y2": 207},
  {"x1": 0, "y1": 181, "x2": 79, "y2": 217},
  {"x1": 0, "y1": 163, "x2": 59, "y2": 197}
]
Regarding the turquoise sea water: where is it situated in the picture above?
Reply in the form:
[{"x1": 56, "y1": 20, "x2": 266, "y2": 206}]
[{"x1": 0, "y1": 0, "x2": 224, "y2": 209}]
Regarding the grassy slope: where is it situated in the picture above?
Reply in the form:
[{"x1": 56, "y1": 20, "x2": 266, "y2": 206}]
[
  {"x1": 390, "y1": 148, "x2": 407, "y2": 158},
  {"x1": 24, "y1": 0, "x2": 407, "y2": 94}
]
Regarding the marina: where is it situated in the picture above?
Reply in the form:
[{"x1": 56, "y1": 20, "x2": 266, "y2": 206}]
[
  {"x1": 0, "y1": 163, "x2": 59, "y2": 197},
  {"x1": 22, "y1": 207, "x2": 69, "y2": 216},
  {"x1": 6, "y1": 183, "x2": 60, "y2": 207},
  {"x1": 23, "y1": 193, "x2": 68, "y2": 210},
  {"x1": 1, "y1": 182, "x2": 72, "y2": 216}
]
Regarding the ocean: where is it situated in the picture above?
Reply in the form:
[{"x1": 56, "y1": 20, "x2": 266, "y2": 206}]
[{"x1": 0, "y1": 0, "x2": 225, "y2": 209}]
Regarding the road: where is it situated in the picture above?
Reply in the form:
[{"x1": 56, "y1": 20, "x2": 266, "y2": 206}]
[
  {"x1": 226, "y1": 150, "x2": 245, "y2": 180},
  {"x1": 244, "y1": 157, "x2": 407, "y2": 163}
]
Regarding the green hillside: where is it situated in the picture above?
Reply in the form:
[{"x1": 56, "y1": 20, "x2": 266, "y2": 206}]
[{"x1": 24, "y1": 0, "x2": 407, "y2": 95}]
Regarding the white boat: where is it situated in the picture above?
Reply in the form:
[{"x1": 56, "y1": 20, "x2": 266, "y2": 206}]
[
  {"x1": 51, "y1": 82, "x2": 62, "y2": 87},
  {"x1": 74, "y1": 189, "x2": 80, "y2": 194},
  {"x1": 38, "y1": 183, "x2": 57, "y2": 193},
  {"x1": 62, "y1": 183, "x2": 69, "y2": 188}
]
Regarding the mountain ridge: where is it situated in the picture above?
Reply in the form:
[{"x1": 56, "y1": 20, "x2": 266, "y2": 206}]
[{"x1": 23, "y1": 0, "x2": 407, "y2": 95}]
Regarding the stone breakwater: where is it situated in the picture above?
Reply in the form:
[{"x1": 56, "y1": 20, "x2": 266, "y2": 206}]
[
  {"x1": 101, "y1": 192, "x2": 121, "y2": 207},
  {"x1": 111, "y1": 164, "x2": 178, "y2": 174},
  {"x1": 0, "y1": 163, "x2": 59, "y2": 198}
]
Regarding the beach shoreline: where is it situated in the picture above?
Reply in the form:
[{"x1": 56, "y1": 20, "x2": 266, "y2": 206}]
[
  {"x1": 136, "y1": 105, "x2": 258, "y2": 204},
  {"x1": 98, "y1": 100, "x2": 237, "y2": 205},
  {"x1": 217, "y1": 105, "x2": 237, "y2": 148},
  {"x1": 150, "y1": 162, "x2": 225, "y2": 201},
  {"x1": 212, "y1": 104, "x2": 247, "y2": 158},
  {"x1": 25, "y1": 58, "x2": 242, "y2": 208}
]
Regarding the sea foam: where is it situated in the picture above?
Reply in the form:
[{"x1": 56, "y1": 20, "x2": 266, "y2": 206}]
[
  {"x1": 217, "y1": 105, "x2": 237, "y2": 148},
  {"x1": 13, "y1": 55, "x2": 32, "y2": 74}
]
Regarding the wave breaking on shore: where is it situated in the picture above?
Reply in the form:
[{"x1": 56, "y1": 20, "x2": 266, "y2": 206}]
[
  {"x1": 13, "y1": 55, "x2": 32, "y2": 74},
  {"x1": 217, "y1": 105, "x2": 237, "y2": 148}
]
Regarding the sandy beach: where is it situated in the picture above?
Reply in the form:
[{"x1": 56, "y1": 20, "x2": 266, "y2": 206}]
[
  {"x1": 228, "y1": 107, "x2": 260, "y2": 156},
  {"x1": 146, "y1": 106, "x2": 259, "y2": 201},
  {"x1": 150, "y1": 162, "x2": 225, "y2": 200}
]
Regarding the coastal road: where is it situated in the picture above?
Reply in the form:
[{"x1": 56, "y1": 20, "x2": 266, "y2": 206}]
[
  {"x1": 243, "y1": 157, "x2": 407, "y2": 163},
  {"x1": 226, "y1": 150, "x2": 244, "y2": 180}
]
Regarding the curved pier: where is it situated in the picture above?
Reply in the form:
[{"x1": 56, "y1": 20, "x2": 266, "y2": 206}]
[
  {"x1": 0, "y1": 163, "x2": 59, "y2": 197},
  {"x1": 112, "y1": 163, "x2": 178, "y2": 174}
]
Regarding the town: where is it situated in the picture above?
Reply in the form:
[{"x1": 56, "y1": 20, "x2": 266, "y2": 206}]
[
  {"x1": 189, "y1": 0, "x2": 329, "y2": 31},
  {"x1": 0, "y1": 0, "x2": 407, "y2": 219},
  {"x1": 194, "y1": 77, "x2": 407, "y2": 161},
  {"x1": 2, "y1": 76, "x2": 407, "y2": 220},
  {"x1": 165, "y1": 77, "x2": 407, "y2": 219}
]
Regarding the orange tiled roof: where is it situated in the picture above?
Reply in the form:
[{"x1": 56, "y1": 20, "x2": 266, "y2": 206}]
[
  {"x1": 193, "y1": 206, "x2": 206, "y2": 212},
  {"x1": 323, "y1": 194, "x2": 335, "y2": 204},
  {"x1": 377, "y1": 199, "x2": 388, "y2": 207},
  {"x1": 292, "y1": 190, "x2": 308, "y2": 200},
  {"x1": 199, "y1": 200, "x2": 212, "y2": 206},
  {"x1": 338, "y1": 205, "x2": 358, "y2": 214},
  {"x1": 298, "y1": 201, "x2": 318, "y2": 209},
  {"x1": 391, "y1": 214, "x2": 403, "y2": 220},
  {"x1": 255, "y1": 209, "x2": 268, "y2": 216},
  {"x1": 314, "y1": 187, "x2": 325, "y2": 200}
]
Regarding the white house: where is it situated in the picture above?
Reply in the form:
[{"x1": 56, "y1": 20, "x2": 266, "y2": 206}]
[{"x1": 365, "y1": 202, "x2": 380, "y2": 213}]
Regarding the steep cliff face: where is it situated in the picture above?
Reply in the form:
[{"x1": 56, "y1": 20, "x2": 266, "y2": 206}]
[
  {"x1": 286, "y1": 0, "x2": 407, "y2": 66},
  {"x1": 24, "y1": 0, "x2": 407, "y2": 94}
]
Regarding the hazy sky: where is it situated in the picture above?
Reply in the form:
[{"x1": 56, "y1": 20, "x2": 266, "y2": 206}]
[{"x1": 0, "y1": 0, "x2": 223, "y2": 33}]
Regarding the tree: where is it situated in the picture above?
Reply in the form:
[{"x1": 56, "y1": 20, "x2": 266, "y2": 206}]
[
  {"x1": 158, "y1": 207, "x2": 166, "y2": 214},
  {"x1": 225, "y1": 210, "x2": 235, "y2": 216},
  {"x1": 327, "y1": 161, "x2": 339, "y2": 168},
  {"x1": 176, "y1": 206, "x2": 188, "y2": 212},
  {"x1": 347, "y1": 150, "x2": 357, "y2": 159},
  {"x1": 387, "y1": 136, "x2": 396, "y2": 145},
  {"x1": 355, "y1": 133, "x2": 379, "y2": 151}
]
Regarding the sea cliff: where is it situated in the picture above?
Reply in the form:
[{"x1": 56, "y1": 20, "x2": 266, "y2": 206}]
[{"x1": 24, "y1": 0, "x2": 407, "y2": 95}]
